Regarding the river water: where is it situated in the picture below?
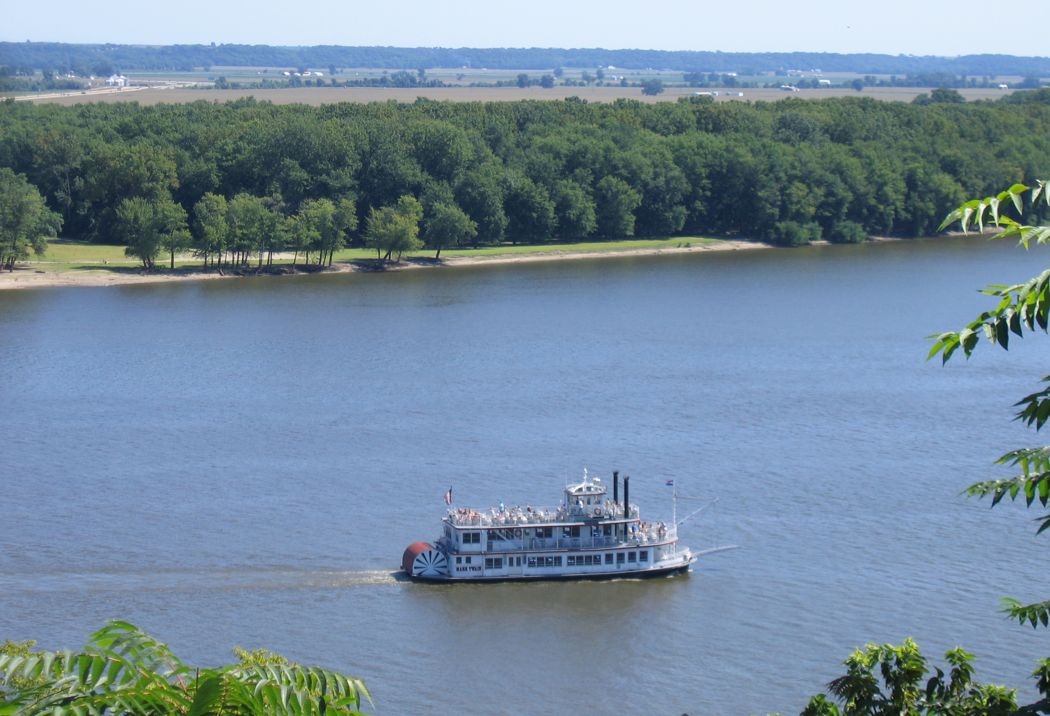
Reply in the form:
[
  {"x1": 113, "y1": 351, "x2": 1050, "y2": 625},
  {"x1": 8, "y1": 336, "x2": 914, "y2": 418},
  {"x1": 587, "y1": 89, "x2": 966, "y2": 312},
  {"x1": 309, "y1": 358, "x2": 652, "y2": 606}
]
[{"x1": 1, "y1": 237, "x2": 1047, "y2": 714}]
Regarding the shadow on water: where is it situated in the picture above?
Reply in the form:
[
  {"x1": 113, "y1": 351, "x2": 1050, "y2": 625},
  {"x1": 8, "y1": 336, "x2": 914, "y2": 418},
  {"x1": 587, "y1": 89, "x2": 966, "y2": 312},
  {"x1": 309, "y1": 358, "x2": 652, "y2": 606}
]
[{"x1": 404, "y1": 568, "x2": 692, "y2": 621}]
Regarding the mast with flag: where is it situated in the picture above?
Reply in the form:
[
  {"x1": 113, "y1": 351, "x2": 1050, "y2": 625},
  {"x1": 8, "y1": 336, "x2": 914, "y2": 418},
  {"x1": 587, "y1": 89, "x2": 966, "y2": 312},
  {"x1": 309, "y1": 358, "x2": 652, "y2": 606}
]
[{"x1": 666, "y1": 479, "x2": 676, "y2": 530}]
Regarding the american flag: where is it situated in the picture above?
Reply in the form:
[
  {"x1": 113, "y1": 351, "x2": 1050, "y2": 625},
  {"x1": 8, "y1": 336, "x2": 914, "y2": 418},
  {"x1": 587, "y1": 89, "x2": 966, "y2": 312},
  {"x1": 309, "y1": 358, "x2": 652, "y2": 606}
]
[
  {"x1": 665, "y1": 479, "x2": 675, "y2": 486},
  {"x1": 444, "y1": 487, "x2": 453, "y2": 505}
]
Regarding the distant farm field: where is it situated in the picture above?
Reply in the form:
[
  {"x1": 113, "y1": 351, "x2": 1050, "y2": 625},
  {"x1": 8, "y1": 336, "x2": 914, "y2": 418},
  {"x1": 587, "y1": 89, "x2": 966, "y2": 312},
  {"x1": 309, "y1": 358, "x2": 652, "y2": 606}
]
[{"x1": 19, "y1": 84, "x2": 1017, "y2": 106}]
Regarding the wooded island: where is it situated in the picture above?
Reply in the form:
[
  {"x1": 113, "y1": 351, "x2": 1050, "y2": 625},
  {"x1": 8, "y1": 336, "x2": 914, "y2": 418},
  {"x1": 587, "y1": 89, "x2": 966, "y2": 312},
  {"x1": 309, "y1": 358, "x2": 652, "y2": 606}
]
[{"x1": 2, "y1": 89, "x2": 1050, "y2": 271}]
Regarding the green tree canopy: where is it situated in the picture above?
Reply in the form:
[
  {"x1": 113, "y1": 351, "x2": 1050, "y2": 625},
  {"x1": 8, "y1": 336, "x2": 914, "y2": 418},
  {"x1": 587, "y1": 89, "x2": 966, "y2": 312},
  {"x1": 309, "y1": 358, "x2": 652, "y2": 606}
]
[
  {"x1": 226, "y1": 193, "x2": 282, "y2": 267},
  {"x1": 116, "y1": 195, "x2": 189, "y2": 270},
  {"x1": 802, "y1": 639, "x2": 1024, "y2": 715},
  {"x1": 79, "y1": 141, "x2": 179, "y2": 243},
  {"x1": 641, "y1": 78, "x2": 665, "y2": 96},
  {"x1": 552, "y1": 179, "x2": 597, "y2": 239},
  {"x1": 0, "y1": 621, "x2": 369, "y2": 715},
  {"x1": 0, "y1": 168, "x2": 61, "y2": 271},
  {"x1": 4, "y1": 92, "x2": 1050, "y2": 254},
  {"x1": 293, "y1": 195, "x2": 357, "y2": 266},
  {"x1": 914, "y1": 87, "x2": 966, "y2": 105},
  {"x1": 594, "y1": 175, "x2": 642, "y2": 238},
  {"x1": 364, "y1": 194, "x2": 423, "y2": 261},
  {"x1": 454, "y1": 164, "x2": 507, "y2": 246},
  {"x1": 423, "y1": 201, "x2": 477, "y2": 258},
  {"x1": 504, "y1": 174, "x2": 556, "y2": 244},
  {"x1": 191, "y1": 192, "x2": 229, "y2": 267}
]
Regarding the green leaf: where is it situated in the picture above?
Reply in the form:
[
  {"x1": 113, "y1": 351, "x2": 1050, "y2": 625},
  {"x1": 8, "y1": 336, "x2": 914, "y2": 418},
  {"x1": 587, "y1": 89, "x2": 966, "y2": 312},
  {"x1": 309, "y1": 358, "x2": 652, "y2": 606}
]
[
  {"x1": 1037, "y1": 514, "x2": 1050, "y2": 535},
  {"x1": 995, "y1": 317, "x2": 1009, "y2": 349},
  {"x1": 187, "y1": 673, "x2": 224, "y2": 716},
  {"x1": 989, "y1": 196, "x2": 1002, "y2": 226},
  {"x1": 1009, "y1": 184, "x2": 1028, "y2": 214},
  {"x1": 0, "y1": 622, "x2": 367, "y2": 715},
  {"x1": 1008, "y1": 309, "x2": 1023, "y2": 337},
  {"x1": 961, "y1": 328, "x2": 979, "y2": 356},
  {"x1": 1032, "y1": 181, "x2": 1047, "y2": 206},
  {"x1": 938, "y1": 208, "x2": 964, "y2": 233}
]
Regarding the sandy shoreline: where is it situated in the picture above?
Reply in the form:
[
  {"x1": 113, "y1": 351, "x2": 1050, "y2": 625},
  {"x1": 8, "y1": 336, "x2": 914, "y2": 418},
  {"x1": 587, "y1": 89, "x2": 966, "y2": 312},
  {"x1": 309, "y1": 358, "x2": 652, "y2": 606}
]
[{"x1": 0, "y1": 240, "x2": 771, "y2": 291}]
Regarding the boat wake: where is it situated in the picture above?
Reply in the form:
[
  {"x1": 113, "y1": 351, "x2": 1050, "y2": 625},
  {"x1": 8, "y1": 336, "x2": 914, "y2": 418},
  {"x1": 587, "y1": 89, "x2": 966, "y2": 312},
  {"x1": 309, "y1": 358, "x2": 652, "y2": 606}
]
[{"x1": 1, "y1": 568, "x2": 404, "y2": 595}]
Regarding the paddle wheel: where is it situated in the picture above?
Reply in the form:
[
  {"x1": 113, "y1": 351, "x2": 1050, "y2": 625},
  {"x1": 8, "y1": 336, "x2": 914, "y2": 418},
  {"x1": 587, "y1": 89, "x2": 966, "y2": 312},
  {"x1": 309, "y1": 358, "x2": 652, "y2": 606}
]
[{"x1": 402, "y1": 541, "x2": 449, "y2": 578}]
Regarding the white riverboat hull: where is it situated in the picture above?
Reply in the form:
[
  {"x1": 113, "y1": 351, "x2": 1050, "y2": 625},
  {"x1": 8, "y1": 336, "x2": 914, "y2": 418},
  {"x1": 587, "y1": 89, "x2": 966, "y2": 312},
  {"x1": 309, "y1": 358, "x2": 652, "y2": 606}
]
[
  {"x1": 403, "y1": 470, "x2": 721, "y2": 584},
  {"x1": 408, "y1": 551, "x2": 695, "y2": 583}
]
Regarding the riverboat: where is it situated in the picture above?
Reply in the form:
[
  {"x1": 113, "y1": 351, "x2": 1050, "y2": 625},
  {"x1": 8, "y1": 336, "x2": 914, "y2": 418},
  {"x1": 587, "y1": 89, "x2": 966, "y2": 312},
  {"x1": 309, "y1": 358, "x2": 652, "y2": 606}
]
[{"x1": 402, "y1": 470, "x2": 713, "y2": 582}]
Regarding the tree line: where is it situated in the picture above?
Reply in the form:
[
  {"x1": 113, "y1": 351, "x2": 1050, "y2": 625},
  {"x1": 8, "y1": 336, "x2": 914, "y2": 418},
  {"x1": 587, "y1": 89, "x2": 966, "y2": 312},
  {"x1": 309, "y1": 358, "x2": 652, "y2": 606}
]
[
  {"x1": 4, "y1": 42, "x2": 1050, "y2": 77},
  {"x1": 3, "y1": 90, "x2": 1050, "y2": 267}
]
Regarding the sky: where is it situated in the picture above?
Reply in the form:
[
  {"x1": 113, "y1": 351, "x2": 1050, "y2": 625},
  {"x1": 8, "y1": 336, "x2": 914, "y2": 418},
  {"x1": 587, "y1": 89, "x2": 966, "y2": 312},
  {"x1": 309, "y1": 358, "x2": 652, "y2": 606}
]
[{"x1": 5, "y1": 0, "x2": 1049, "y2": 57}]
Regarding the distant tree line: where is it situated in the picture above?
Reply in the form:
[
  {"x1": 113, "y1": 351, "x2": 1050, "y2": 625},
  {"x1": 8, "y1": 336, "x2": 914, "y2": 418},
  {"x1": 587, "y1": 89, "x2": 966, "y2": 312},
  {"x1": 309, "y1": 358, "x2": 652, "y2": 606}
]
[
  {"x1": 207, "y1": 71, "x2": 1043, "y2": 95},
  {"x1": 212, "y1": 71, "x2": 447, "y2": 91},
  {"x1": 0, "y1": 65, "x2": 85, "y2": 92},
  {"x1": 2, "y1": 90, "x2": 1050, "y2": 267},
  {"x1": 685, "y1": 71, "x2": 1044, "y2": 91},
  {"x1": 3, "y1": 42, "x2": 1050, "y2": 77}
]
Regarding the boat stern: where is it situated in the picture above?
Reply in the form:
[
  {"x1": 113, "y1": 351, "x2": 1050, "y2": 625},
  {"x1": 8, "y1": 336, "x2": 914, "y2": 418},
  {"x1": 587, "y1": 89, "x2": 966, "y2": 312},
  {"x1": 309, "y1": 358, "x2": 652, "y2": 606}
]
[{"x1": 402, "y1": 541, "x2": 450, "y2": 579}]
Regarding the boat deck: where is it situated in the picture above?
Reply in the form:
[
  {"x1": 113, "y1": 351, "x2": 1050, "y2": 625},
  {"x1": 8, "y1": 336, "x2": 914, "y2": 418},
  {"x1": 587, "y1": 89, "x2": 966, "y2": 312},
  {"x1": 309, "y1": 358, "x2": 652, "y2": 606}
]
[{"x1": 446, "y1": 502, "x2": 639, "y2": 527}]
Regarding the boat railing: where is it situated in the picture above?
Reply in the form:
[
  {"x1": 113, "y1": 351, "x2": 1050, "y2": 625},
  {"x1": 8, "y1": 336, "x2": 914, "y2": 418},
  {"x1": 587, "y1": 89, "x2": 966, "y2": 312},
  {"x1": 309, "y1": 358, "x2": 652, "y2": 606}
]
[
  {"x1": 478, "y1": 528, "x2": 675, "y2": 553},
  {"x1": 447, "y1": 503, "x2": 640, "y2": 527}
]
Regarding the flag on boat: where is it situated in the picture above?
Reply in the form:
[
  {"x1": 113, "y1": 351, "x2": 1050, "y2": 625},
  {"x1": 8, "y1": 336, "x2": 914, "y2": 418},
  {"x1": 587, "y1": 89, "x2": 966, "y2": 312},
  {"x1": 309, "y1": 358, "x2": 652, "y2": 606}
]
[
  {"x1": 444, "y1": 487, "x2": 453, "y2": 505},
  {"x1": 665, "y1": 480, "x2": 675, "y2": 486}
]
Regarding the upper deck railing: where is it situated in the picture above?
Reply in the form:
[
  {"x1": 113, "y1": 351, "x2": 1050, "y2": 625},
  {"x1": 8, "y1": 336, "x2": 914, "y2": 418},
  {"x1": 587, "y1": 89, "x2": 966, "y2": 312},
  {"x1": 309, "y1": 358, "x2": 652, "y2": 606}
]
[
  {"x1": 437, "y1": 524, "x2": 677, "y2": 554},
  {"x1": 446, "y1": 502, "x2": 640, "y2": 528}
]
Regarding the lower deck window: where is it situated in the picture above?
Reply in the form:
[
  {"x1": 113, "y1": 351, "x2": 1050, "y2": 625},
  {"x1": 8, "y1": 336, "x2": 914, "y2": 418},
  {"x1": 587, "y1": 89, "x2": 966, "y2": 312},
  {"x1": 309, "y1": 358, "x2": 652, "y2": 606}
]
[
  {"x1": 485, "y1": 557, "x2": 503, "y2": 569},
  {"x1": 639, "y1": 550, "x2": 648, "y2": 562},
  {"x1": 527, "y1": 556, "x2": 563, "y2": 568},
  {"x1": 616, "y1": 552, "x2": 625, "y2": 564},
  {"x1": 569, "y1": 554, "x2": 601, "y2": 566},
  {"x1": 605, "y1": 553, "x2": 613, "y2": 565}
]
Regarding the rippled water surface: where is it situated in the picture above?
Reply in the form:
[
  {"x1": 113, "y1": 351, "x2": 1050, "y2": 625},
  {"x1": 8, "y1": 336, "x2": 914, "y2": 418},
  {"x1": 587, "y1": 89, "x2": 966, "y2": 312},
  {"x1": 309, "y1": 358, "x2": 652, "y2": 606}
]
[{"x1": 1, "y1": 237, "x2": 1048, "y2": 714}]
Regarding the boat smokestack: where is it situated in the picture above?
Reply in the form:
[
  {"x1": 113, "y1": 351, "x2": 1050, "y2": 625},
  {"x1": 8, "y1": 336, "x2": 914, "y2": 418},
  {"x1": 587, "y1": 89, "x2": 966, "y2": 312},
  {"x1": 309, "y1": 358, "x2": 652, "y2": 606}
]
[
  {"x1": 623, "y1": 476, "x2": 630, "y2": 519},
  {"x1": 613, "y1": 471, "x2": 619, "y2": 504}
]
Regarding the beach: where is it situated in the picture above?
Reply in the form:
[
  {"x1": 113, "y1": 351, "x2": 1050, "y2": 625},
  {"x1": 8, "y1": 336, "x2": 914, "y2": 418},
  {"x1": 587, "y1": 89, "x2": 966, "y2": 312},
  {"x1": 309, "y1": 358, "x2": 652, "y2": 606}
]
[{"x1": 0, "y1": 239, "x2": 769, "y2": 291}]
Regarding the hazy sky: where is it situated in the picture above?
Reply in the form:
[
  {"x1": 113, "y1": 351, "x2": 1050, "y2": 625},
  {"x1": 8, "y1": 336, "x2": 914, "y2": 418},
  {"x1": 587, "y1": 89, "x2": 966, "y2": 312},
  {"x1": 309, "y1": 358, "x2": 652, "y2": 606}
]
[{"x1": 6, "y1": 0, "x2": 1049, "y2": 57}]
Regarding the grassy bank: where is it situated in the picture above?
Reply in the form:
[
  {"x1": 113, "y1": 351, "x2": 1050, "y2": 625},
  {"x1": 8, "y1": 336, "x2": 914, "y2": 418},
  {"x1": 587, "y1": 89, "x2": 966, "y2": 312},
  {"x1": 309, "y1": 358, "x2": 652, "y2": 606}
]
[{"x1": 27, "y1": 236, "x2": 722, "y2": 273}]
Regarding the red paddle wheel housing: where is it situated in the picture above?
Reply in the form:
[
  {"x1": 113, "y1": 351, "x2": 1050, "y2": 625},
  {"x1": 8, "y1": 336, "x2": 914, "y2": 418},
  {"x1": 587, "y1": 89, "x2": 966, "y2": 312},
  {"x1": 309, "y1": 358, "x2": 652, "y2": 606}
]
[{"x1": 402, "y1": 541, "x2": 434, "y2": 573}]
